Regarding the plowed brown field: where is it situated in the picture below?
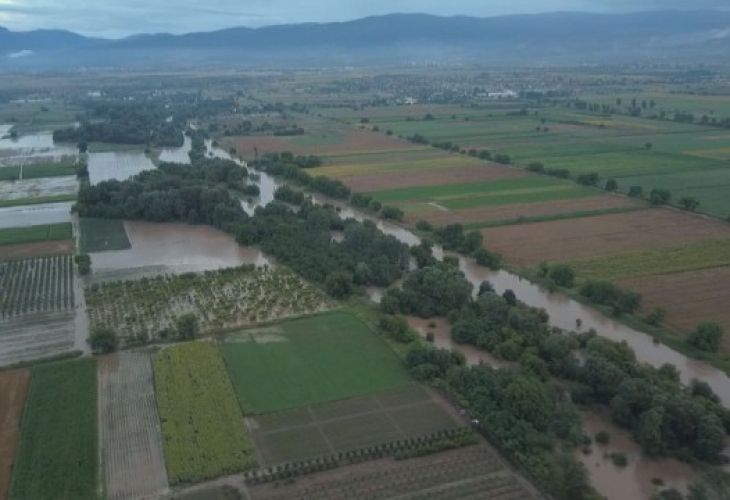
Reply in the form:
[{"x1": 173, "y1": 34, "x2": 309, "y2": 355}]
[
  {"x1": 233, "y1": 129, "x2": 414, "y2": 158},
  {"x1": 407, "y1": 195, "x2": 642, "y2": 226},
  {"x1": 343, "y1": 164, "x2": 524, "y2": 192},
  {"x1": 619, "y1": 267, "x2": 730, "y2": 353},
  {"x1": 0, "y1": 240, "x2": 74, "y2": 260},
  {"x1": 0, "y1": 369, "x2": 30, "y2": 500},
  {"x1": 481, "y1": 209, "x2": 730, "y2": 265}
]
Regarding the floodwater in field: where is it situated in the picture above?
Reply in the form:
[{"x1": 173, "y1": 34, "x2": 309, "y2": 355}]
[
  {"x1": 579, "y1": 410, "x2": 692, "y2": 500},
  {"x1": 407, "y1": 317, "x2": 509, "y2": 368},
  {"x1": 90, "y1": 221, "x2": 271, "y2": 280},
  {"x1": 0, "y1": 202, "x2": 73, "y2": 229},
  {"x1": 0, "y1": 129, "x2": 77, "y2": 164},
  {"x1": 0, "y1": 176, "x2": 78, "y2": 201},
  {"x1": 210, "y1": 141, "x2": 730, "y2": 408},
  {"x1": 88, "y1": 151, "x2": 155, "y2": 185},
  {"x1": 158, "y1": 134, "x2": 192, "y2": 164}
]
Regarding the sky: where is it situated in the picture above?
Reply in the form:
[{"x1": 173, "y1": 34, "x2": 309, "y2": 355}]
[{"x1": 1, "y1": 0, "x2": 729, "y2": 38}]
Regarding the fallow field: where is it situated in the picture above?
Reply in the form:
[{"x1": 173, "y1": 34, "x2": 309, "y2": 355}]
[{"x1": 0, "y1": 370, "x2": 30, "y2": 500}]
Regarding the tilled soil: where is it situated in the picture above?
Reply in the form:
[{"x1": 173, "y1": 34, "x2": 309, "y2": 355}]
[
  {"x1": 481, "y1": 208, "x2": 730, "y2": 265},
  {"x1": 0, "y1": 370, "x2": 30, "y2": 500},
  {"x1": 343, "y1": 164, "x2": 525, "y2": 192}
]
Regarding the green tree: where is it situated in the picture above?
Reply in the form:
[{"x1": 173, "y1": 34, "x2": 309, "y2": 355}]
[
  {"x1": 679, "y1": 197, "x2": 700, "y2": 212},
  {"x1": 324, "y1": 271, "x2": 353, "y2": 299},
  {"x1": 548, "y1": 264, "x2": 576, "y2": 288},
  {"x1": 628, "y1": 186, "x2": 644, "y2": 198},
  {"x1": 604, "y1": 179, "x2": 619, "y2": 192},
  {"x1": 687, "y1": 322, "x2": 724, "y2": 353},
  {"x1": 176, "y1": 314, "x2": 199, "y2": 341},
  {"x1": 649, "y1": 189, "x2": 672, "y2": 206},
  {"x1": 88, "y1": 325, "x2": 119, "y2": 354}
]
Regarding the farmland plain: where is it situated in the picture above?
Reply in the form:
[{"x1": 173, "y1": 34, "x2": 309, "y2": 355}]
[
  {"x1": 9, "y1": 359, "x2": 97, "y2": 500},
  {"x1": 153, "y1": 342, "x2": 257, "y2": 484},
  {"x1": 220, "y1": 311, "x2": 412, "y2": 414},
  {"x1": 0, "y1": 370, "x2": 30, "y2": 500}
]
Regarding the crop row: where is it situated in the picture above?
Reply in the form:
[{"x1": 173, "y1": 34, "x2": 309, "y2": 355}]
[
  {"x1": 153, "y1": 342, "x2": 257, "y2": 484},
  {"x1": 9, "y1": 359, "x2": 97, "y2": 500},
  {"x1": 0, "y1": 256, "x2": 74, "y2": 318}
]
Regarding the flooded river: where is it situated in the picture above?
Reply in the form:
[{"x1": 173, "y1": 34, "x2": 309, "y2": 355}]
[{"x1": 159, "y1": 135, "x2": 192, "y2": 164}]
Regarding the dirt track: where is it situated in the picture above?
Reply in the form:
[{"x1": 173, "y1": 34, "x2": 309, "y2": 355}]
[
  {"x1": 407, "y1": 195, "x2": 641, "y2": 226},
  {"x1": 0, "y1": 370, "x2": 30, "y2": 500},
  {"x1": 481, "y1": 208, "x2": 730, "y2": 265},
  {"x1": 343, "y1": 164, "x2": 524, "y2": 192}
]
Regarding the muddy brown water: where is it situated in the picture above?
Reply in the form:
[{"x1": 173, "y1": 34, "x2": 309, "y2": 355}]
[
  {"x1": 90, "y1": 221, "x2": 270, "y2": 277},
  {"x1": 579, "y1": 410, "x2": 692, "y2": 500}
]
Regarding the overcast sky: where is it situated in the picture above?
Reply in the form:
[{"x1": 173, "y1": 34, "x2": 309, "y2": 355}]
[{"x1": 1, "y1": 0, "x2": 729, "y2": 38}]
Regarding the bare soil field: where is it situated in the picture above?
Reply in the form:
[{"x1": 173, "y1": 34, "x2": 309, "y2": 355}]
[
  {"x1": 0, "y1": 240, "x2": 74, "y2": 260},
  {"x1": 0, "y1": 312, "x2": 76, "y2": 366},
  {"x1": 619, "y1": 267, "x2": 730, "y2": 352},
  {"x1": 247, "y1": 445, "x2": 538, "y2": 500},
  {"x1": 407, "y1": 195, "x2": 642, "y2": 226},
  {"x1": 342, "y1": 164, "x2": 524, "y2": 192},
  {"x1": 0, "y1": 369, "x2": 30, "y2": 500},
  {"x1": 481, "y1": 208, "x2": 730, "y2": 265},
  {"x1": 98, "y1": 352, "x2": 169, "y2": 500},
  {"x1": 233, "y1": 129, "x2": 416, "y2": 158}
]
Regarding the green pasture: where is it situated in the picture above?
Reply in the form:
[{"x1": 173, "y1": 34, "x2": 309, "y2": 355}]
[
  {"x1": 0, "y1": 223, "x2": 72, "y2": 247},
  {"x1": 79, "y1": 218, "x2": 131, "y2": 253},
  {"x1": 220, "y1": 311, "x2": 411, "y2": 414},
  {"x1": 0, "y1": 163, "x2": 76, "y2": 181}
]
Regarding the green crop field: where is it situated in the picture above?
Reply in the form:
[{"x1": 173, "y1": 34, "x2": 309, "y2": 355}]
[
  {"x1": 220, "y1": 311, "x2": 412, "y2": 414},
  {"x1": 316, "y1": 101, "x2": 730, "y2": 219},
  {"x1": 248, "y1": 385, "x2": 464, "y2": 464},
  {"x1": 0, "y1": 194, "x2": 76, "y2": 208},
  {"x1": 566, "y1": 238, "x2": 730, "y2": 281},
  {"x1": 0, "y1": 164, "x2": 76, "y2": 181},
  {"x1": 153, "y1": 342, "x2": 257, "y2": 484},
  {"x1": 79, "y1": 218, "x2": 131, "y2": 252},
  {"x1": 9, "y1": 359, "x2": 97, "y2": 500},
  {"x1": 0, "y1": 223, "x2": 72, "y2": 246}
]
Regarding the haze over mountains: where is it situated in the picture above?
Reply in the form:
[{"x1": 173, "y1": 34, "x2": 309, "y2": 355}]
[{"x1": 2, "y1": 10, "x2": 730, "y2": 69}]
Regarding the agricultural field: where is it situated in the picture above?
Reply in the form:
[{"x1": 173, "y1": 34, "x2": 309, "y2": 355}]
[
  {"x1": 80, "y1": 218, "x2": 131, "y2": 253},
  {"x1": 481, "y1": 208, "x2": 730, "y2": 265},
  {"x1": 98, "y1": 352, "x2": 169, "y2": 500},
  {"x1": 568, "y1": 238, "x2": 730, "y2": 281},
  {"x1": 220, "y1": 312, "x2": 412, "y2": 414},
  {"x1": 0, "y1": 176, "x2": 78, "y2": 202},
  {"x1": 87, "y1": 151, "x2": 155, "y2": 185},
  {"x1": 0, "y1": 162, "x2": 76, "y2": 181},
  {"x1": 248, "y1": 445, "x2": 538, "y2": 500},
  {"x1": 9, "y1": 359, "x2": 97, "y2": 500},
  {"x1": 620, "y1": 267, "x2": 730, "y2": 351},
  {"x1": 153, "y1": 342, "x2": 257, "y2": 484},
  {"x1": 0, "y1": 370, "x2": 30, "y2": 500},
  {"x1": 0, "y1": 223, "x2": 72, "y2": 247},
  {"x1": 0, "y1": 202, "x2": 73, "y2": 230},
  {"x1": 328, "y1": 103, "x2": 730, "y2": 218},
  {"x1": 86, "y1": 266, "x2": 330, "y2": 342},
  {"x1": 247, "y1": 385, "x2": 463, "y2": 464},
  {"x1": 368, "y1": 177, "x2": 595, "y2": 213},
  {"x1": 408, "y1": 195, "x2": 644, "y2": 227},
  {"x1": 0, "y1": 312, "x2": 76, "y2": 366},
  {"x1": 0, "y1": 255, "x2": 74, "y2": 318}
]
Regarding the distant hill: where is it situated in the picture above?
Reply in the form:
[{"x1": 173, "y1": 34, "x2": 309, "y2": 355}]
[{"x1": 2, "y1": 11, "x2": 730, "y2": 69}]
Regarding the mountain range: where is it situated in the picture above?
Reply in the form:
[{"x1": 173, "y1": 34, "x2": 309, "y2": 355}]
[{"x1": 2, "y1": 10, "x2": 730, "y2": 69}]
